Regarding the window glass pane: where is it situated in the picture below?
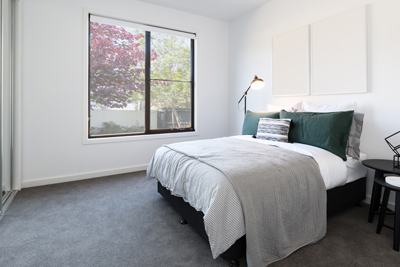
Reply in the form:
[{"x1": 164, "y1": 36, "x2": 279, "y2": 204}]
[
  {"x1": 150, "y1": 81, "x2": 191, "y2": 129},
  {"x1": 150, "y1": 32, "x2": 192, "y2": 130},
  {"x1": 89, "y1": 21, "x2": 146, "y2": 136},
  {"x1": 151, "y1": 32, "x2": 191, "y2": 81}
]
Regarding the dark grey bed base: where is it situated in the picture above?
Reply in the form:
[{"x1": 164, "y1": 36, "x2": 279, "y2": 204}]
[{"x1": 157, "y1": 177, "x2": 366, "y2": 265}]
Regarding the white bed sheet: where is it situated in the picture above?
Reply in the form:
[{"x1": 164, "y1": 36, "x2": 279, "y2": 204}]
[
  {"x1": 147, "y1": 135, "x2": 367, "y2": 259},
  {"x1": 346, "y1": 152, "x2": 368, "y2": 183}
]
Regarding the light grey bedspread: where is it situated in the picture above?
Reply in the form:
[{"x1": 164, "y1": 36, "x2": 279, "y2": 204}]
[{"x1": 165, "y1": 137, "x2": 326, "y2": 267}]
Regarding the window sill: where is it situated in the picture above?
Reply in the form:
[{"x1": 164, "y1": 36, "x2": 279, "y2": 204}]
[{"x1": 83, "y1": 130, "x2": 199, "y2": 145}]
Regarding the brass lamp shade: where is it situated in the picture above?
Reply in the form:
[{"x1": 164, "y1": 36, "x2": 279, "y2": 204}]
[{"x1": 250, "y1": 75, "x2": 265, "y2": 90}]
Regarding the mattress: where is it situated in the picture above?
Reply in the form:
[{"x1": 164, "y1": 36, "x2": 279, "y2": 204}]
[{"x1": 147, "y1": 135, "x2": 367, "y2": 259}]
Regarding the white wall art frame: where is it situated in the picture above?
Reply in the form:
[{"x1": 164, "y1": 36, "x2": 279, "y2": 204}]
[
  {"x1": 311, "y1": 6, "x2": 367, "y2": 95},
  {"x1": 272, "y1": 25, "x2": 310, "y2": 97}
]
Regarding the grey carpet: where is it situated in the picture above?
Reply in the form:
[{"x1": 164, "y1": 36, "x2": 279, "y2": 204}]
[{"x1": 0, "y1": 171, "x2": 399, "y2": 267}]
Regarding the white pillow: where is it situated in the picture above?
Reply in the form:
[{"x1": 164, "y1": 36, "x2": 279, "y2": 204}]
[
  {"x1": 303, "y1": 101, "x2": 357, "y2": 112},
  {"x1": 267, "y1": 101, "x2": 303, "y2": 112}
]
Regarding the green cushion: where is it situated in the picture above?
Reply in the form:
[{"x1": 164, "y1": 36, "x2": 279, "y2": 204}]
[
  {"x1": 242, "y1": 111, "x2": 280, "y2": 135},
  {"x1": 280, "y1": 110, "x2": 354, "y2": 161}
]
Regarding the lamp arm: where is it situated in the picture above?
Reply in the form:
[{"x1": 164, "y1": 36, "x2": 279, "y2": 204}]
[{"x1": 238, "y1": 85, "x2": 251, "y2": 104}]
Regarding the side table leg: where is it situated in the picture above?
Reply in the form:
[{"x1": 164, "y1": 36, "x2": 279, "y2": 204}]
[
  {"x1": 369, "y1": 181, "x2": 377, "y2": 223},
  {"x1": 394, "y1": 191, "x2": 400, "y2": 251},
  {"x1": 377, "y1": 188, "x2": 390, "y2": 234},
  {"x1": 368, "y1": 170, "x2": 384, "y2": 223}
]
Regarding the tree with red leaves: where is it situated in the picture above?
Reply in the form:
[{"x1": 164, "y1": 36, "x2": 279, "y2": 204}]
[{"x1": 90, "y1": 22, "x2": 156, "y2": 109}]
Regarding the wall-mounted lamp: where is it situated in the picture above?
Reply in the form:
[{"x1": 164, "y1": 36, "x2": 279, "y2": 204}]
[{"x1": 238, "y1": 75, "x2": 265, "y2": 115}]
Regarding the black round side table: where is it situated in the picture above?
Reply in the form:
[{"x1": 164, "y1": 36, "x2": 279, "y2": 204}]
[{"x1": 362, "y1": 159, "x2": 400, "y2": 251}]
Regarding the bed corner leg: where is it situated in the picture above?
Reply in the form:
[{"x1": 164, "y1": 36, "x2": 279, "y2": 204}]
[
  {"x1": 180, "y1": 219, "x2": 188, "y2": 225},
  {"x1": 227, "y1": 259, "x2": 240, "y2": 267}
]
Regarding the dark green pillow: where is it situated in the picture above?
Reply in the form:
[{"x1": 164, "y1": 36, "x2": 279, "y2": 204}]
[
  {"x1": 280, "y1": 110, "x2": 354, "y2": 161},
  {"x1": 242, "y1": 111, "x2": 280, "y2": 135}
]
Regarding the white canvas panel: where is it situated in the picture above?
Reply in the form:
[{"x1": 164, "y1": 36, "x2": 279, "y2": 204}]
[
  {"x1": 311, "y1": 6, "x2": 367, "y2": 95},
  {"x1": 272, "y1": 25, "x2": 309, "y2": 97}
]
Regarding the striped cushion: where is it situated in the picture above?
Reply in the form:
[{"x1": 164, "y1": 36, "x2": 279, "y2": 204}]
[{"x1": 256, "y1": 118, "x2": 291, "y2": 142}]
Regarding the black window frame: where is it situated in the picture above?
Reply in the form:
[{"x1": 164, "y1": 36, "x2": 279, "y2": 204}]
[{"x1": 88, "y1": 14, "x2": 195, "y2": 139}]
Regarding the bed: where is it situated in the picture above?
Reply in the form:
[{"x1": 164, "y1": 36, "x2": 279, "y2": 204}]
[{"x1": 147, "y1": 107, "x2": 367, "y2": 267}]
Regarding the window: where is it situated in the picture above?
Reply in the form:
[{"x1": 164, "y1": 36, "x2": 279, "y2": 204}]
[{"x1": 88, "y1": 15, "x2": 195, "y2": 138}]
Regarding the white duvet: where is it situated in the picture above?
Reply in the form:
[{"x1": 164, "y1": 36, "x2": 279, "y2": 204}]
[{"x1": 147, "y1": 135, "x2": 366, "y2": 258}]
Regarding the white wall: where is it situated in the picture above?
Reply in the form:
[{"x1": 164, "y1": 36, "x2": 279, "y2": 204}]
[
  {"x1": 20, "y1": 0, "x2": 229, "y2": 187},
  {"x1": 229, "y1": 0, "x2": 400, "y2": 203}
]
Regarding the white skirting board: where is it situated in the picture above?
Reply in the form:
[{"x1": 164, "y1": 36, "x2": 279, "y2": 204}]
[{"x1": 21, "y1": 165, "x2": 148, "y2": 188}]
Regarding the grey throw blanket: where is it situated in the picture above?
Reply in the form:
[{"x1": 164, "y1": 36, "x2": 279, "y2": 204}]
[{"x1": 165, "y1": 137, "x2": 326, "y2": 267}]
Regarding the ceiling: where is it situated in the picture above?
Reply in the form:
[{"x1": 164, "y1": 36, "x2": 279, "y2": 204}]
[{"x1": 136, "y1": 0, "x2": 271, "y2": 22}]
